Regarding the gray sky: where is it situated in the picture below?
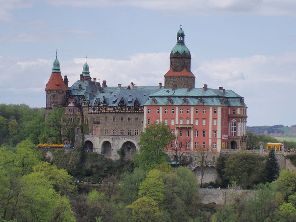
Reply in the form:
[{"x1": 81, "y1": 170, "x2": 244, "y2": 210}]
[{"x1": 0, "y1": 0, "x2": 295, "y2": 126}]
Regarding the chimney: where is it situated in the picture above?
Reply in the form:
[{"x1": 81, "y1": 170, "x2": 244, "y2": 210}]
[
  {"x1": 80, "y1": 74, "x2": 83, "y2": 81},
  {"x1": 203, "y1": 84, "x2": 208, "y2": 91},
  {"x1": 159, "y1": 83, "x2": 162, "y2": 88},
  {"x1": 63, "y1": 75, "x2": 69, "y2": 87},
  {"x1": 118, "y1": 83, "x2": 122, "y2": 88},
  {"x1": 102, "y1": 80, "x2": 107, "y2": 88},
  {"x1": 219, "y1": 86, "x2": 223, "y2": 90},
  {"x1": 93, "y1": 78, "x2": 96, "y2": 82}
]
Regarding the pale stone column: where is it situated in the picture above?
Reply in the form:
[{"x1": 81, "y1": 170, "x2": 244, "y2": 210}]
[
  {"x1": 217, "y1": 107, "x2": 222, "y2": 152},
  {"x1": 209, "y1": 107, "x2": 213, "y2": 149},
  {"x1": 143, "y1": 106, "x2": 147, "y2": 130},
  {"x1": 175, "y1": 106, "x2": 179, "y2": 124}
]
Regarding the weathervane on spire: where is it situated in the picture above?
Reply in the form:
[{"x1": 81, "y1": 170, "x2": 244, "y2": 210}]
[{"x1": 56, "y1": 49, "x2": 58, "y2": 59}]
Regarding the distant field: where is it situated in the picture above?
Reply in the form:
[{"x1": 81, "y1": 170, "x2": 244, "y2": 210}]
[{"x1": 275, "y1": 137, "x2": 296, "y2": 142}]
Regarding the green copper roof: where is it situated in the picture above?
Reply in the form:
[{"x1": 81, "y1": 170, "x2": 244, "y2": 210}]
[
  {"x1": 145, "y1": 88, "x2": 246, "y2": 107},
  {"x1": 82, "y1": 62, "x2": 90, "y2": 76},
  {"x1": 177, "y1": 26, "x2": 185, "y2": 36},
  {"x1": 52, "y1": 52, "x2": 61, "y2": 72},
  {"x1": 171, "y1": 43, "x2": 190, "y2": 55},
  {"x1": 171, "y1": 26, "x2": 190, "y2": 55}
]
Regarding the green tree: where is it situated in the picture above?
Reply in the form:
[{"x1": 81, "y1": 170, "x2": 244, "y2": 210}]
[
  {"x1": 15, "y1": 139, "x2": 41, "y2": 175},
  {"x1": 119, "y1": 167, "x2": 146, "y2": 204},
  {"x1": 162, "y1": 167, "x2": 199, "y2": 221},
  {"x1": 216, "y1": 154, "x2": 230, "y2": 188},
  {"x1": 211, "y1": 205, "x2": 238, "y2": 222},
  {"x1": 0, "y1": 148, "x2": 18, "y2": 220},
  {"x1": 8, "y1": 119, "x2": 18, "y2": 136},
  {"x1": 85, "y1": 190, "x2": 119, "y2": 222},
  {"x1": 139, "y1": 169, "x2": 164, "y2": 204},
  {"x1": 0, "y1": 104, "x2": 46, "y2": 146},
  {"x1": 265, "y1": 149, "x2": 280, "y2": 182},
  {"x1": 224, "y1": 152, "x2": 266, "y2": 189},
  {"x1": 134, "y1": 124, "x2": 174, "y2": 171},
  {"x1": 16, "y1": 172, "x2": 75, "y2": 222},
  {"x1": 275, "y1": 170, "x2": 296, "y2": 200},
  {"x1": 239, "y1": 184, "x2": 281, "y2": 222},
  {"x1": 41, "y1": 107, "x2": 64, "y2": 144},
  {"x1": 62, "y1": 114, "x2": 81, "y2": 146},
  {"x1": 127, "y1": 196, "x2": 164, "y2": 222},
  {"x1": 276, "y1": 203, "x2": 296, "y2": 222},
  {"x1": 33, "y1": 162, "x2": 76, "y2": 195},
  {"x1": 0, "y1": 115, "x2": 8, "y2": 144}
]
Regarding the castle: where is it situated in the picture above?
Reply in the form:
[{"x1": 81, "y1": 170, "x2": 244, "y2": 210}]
[{"x1": 45, "y1": 27, "x2": 247, "y2": 159}]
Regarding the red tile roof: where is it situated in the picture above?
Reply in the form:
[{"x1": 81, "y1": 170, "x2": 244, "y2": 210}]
[
  {"x1": 164, "y1": 68, "x2": 195, "y2": 77},
  {"x1": 45, "y1": 72, "x2": 68, "y2": 91}
]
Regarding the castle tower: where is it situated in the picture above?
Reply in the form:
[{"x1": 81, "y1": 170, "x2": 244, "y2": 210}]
[
  {"x1": 164, "y1": 26, "x2": 195, "y2": 89},
  {"x1": 45, "y1": 52, "x2": 68, "y2": 108},
  {"x1": 80, "y1": 60, "x2": 91, "y2": 81}
]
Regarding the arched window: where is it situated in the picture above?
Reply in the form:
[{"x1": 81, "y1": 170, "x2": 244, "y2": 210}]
[{"x1": 231, "y1": 120, "x2": 237, "y2": 136}]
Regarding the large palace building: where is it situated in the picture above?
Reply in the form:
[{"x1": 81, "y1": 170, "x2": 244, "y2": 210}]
[{"x1": 45, "y1": 27, "x2": 247, "y2": 159}]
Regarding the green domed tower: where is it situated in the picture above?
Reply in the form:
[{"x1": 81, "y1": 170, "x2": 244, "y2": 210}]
[
  {"x1": 45, "y1": 52, "x2": 68, "y2": 108},
  {"x1": 81, "y1": 60, "x2": 91, "y2": 81},
  {"x1": 170, "y1": 26, "x2": 191, "y2": 72},
  {"x1": 164, "y1": 26, "x2": 195, "y2": 89}
]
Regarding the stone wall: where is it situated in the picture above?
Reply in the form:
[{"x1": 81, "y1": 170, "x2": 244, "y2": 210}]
[
  {"x1": 164, "y1": 76, "x2": 195, "y2": 89},
  {"x1": 199, "y1": 188, "x2": 255, "y2": 205},
  {"x1": 82, "y1": 110, "x2": 143, "y2": 159},
  {"x1": 84, "y1": 134, "x2": 139, "y2": 159}
]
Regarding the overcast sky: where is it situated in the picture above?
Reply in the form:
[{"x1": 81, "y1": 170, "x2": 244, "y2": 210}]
[{"x1": 0, "y1": 0, "x2": 295, "y2": 126}]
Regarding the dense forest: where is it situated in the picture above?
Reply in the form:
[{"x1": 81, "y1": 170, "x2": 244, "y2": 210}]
[{"x1": 1, "y1": 104, "x2": 296, "y2": 221}]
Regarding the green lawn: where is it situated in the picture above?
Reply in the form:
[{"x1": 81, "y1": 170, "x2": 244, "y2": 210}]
[{"x1": 275, "y1": 136, "x2": 296, "y2": 142}]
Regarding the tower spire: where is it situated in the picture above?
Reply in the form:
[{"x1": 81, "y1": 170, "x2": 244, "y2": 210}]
[
  {"x1": 82, "y1": 56, "x2": 90, "y2": 77},
  {"x1": 177, "y1": 25, "x2": 185, "y2": 44},
  {"x1": 52, "y1": 50, "x2": 61, "y2": 72}
]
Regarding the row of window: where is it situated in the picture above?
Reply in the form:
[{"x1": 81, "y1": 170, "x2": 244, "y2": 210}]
[
  {"x1": 94, "y1": 116, "x2": 140, "y2": 124},
  {"x1": 103, "y1": 129, "x2": 140, "y2": 136},
  {"x1": 230, "y1": 108, "x2": 247, "y2": 115},
  {"x1": 148, "y1": 108, "x2": 216, "y2": 115},
  {"x1": 147, "y1": 118, "x2": 217, "y2": 126},
  {"x1": 170, "y1": 141, "x2": 217, "y2": 149},
  {"x1": 173, "y1": 129, "x2": 217, "y2": 138},
  {"x1": 148, "y1": 107, "x2": 247, "y2": 116}
]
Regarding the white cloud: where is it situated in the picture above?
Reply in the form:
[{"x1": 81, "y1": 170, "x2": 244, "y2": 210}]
[
  {"x1": 196, "y1": 53, "x2": 296, "y2": 125},
  {"x1": 63, "y1": 53, "x2": 169, "y2": 87},
  {"x1": 48, "y1": 0, "x2": 296, "y2": 15},
  {"x1": 0, "y1": 0, "x2": 31, "y2": 21},
  {"x1": 1, "y1": 52, "x2": 295, "y2": 125}
]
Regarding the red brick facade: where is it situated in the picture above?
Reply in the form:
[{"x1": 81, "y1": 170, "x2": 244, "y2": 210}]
[{"x1": 144, "y1": 105, "x2": 247, "y2": 152}]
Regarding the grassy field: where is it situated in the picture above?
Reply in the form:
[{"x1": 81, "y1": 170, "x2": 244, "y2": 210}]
[{"x1": 275, "y1": 136, "x2": 296, "y2": 142}]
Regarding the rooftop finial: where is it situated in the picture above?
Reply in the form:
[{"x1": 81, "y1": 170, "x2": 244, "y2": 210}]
[
  {"x1": 85, "y1": 56, "x2": 88, "y2": 63},
  {"x1": 52, "y1": 49, "x2": 61, "y2": 72},
  {"x1": 180, "y1": 24, "x2": 182, "y2": 29}
]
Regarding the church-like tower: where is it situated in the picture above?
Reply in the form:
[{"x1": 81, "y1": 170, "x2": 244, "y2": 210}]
[
  {"x1": 45, "y1": 53, "x2": 68, "y2": 108},
  {"x1": 164, "y1": 26, "x2": 195, "y2": 89},
  {"x1": 80, "y1": 60, "x2": 92, "y2": 81}
]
